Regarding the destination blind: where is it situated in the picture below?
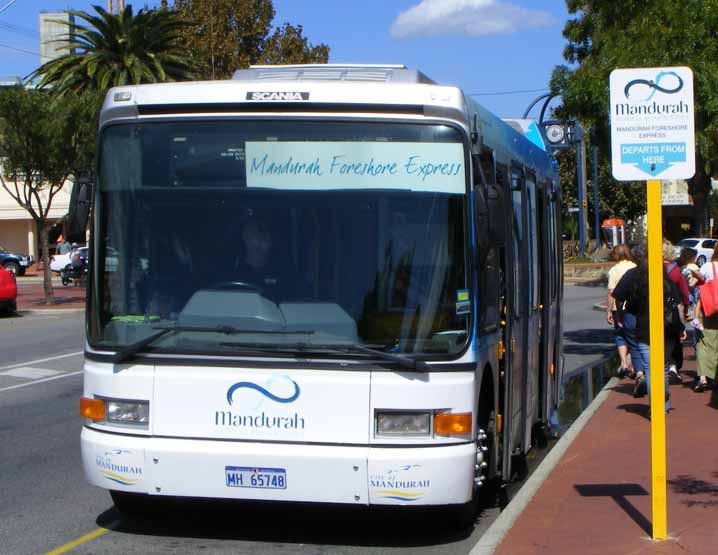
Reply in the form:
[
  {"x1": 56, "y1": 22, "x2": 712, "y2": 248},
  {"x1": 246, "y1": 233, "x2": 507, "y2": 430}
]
[{"x1": 245, "y1": 141, "x2": 466, "y2": 193}]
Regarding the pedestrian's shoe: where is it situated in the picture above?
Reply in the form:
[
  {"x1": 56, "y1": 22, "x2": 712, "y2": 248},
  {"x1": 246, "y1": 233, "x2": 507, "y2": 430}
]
[
  {"x1": 668, "y1": 365, "x2": 681, "y2": 384},
  {"x1": 633, "y1": 375, "x2": 646, "y2": 398},
  {"x1": 618, "y1": 367, "x2": 626, "y2": 379},
  {"x1": 694, "y1": 381, "x2": 707, "y2": 393}
]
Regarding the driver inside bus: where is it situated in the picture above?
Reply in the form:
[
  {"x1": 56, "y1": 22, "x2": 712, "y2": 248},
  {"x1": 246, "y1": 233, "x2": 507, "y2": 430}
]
[{"x1": 234, "y1": 211, "x2": 298, "y2": 302}]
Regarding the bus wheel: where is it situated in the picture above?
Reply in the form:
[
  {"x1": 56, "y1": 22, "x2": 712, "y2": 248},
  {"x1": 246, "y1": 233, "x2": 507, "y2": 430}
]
[{"x1": 110, "y1": 490, "x2": 159, "y2": 517}]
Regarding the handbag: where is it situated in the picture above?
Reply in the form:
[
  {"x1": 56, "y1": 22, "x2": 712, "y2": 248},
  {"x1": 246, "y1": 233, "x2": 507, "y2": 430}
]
[{"x1": 699, "y1": 263, "x2": 718, "y2": 317}]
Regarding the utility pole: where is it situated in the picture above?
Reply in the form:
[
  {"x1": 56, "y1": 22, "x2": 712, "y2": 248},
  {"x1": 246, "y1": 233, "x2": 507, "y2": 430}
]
[
  {"x1": 593, "y1": 135, "x2": 600, "y2": 250},
  {"x1": 574, "y1": 123, "x2": 588, "y2": 258}
]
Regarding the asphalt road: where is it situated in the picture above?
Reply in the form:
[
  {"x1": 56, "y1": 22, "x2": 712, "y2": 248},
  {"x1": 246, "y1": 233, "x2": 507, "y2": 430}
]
[
  {"x1": 0, "y1": 284, "x2": 608, "y2": 554},
  {"x1": 562, "y1": 282, "x2": 616, "y2": 372}
]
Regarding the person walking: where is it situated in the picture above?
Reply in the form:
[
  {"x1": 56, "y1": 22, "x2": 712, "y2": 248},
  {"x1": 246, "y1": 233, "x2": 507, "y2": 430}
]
[
  {"x1": 663, "y1": 240, "x2": 690, "y2": 383},
  {"x1": 613, "y1": 244, "x2": 672, "y2": 414},
  {"x1": 679, "y1": 247, "x2": 703, "y2": 348},
  {"x1": 606, "y1": 244, "x2": 636, "y2": 378},
  {"x1": 693, "y1": 243, "x2": 718, "y2": 392}
]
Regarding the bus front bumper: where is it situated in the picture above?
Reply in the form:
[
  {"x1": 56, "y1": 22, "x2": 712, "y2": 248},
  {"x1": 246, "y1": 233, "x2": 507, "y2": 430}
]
[{"x1": 82, "y1": 427, "x2": 475, "y2": 506}]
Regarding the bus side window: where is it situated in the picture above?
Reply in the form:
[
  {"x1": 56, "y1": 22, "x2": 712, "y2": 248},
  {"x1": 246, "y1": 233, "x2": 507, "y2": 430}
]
[
  {"x1": 510, "y1": 169, "x2": 524, "y2": 317},
  {"x1": 475, "y1": 150, "x2": 500, "y2": 332},
  {"x1": 477, "y1": 246, "x2": 500, "y2": 332}
]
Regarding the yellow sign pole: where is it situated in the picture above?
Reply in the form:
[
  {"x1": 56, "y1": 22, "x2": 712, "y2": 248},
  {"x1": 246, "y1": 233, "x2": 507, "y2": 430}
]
[{"x1": 647, "y1": 179, "x2": 667, "y2": 540}]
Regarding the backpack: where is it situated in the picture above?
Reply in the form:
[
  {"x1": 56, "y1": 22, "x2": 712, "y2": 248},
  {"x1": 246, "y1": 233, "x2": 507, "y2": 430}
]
[
  {"x1": 664, "y1": 272, "x2": 683, "y2": 332},
  {"x1": 699, "y1": 263, "x2": 718, "y2": 317}
]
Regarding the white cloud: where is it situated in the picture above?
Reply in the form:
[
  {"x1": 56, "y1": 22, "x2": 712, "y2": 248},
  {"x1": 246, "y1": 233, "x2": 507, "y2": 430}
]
[{"x1": 390, "y1": 0, "x2": 554, "y2": 39}]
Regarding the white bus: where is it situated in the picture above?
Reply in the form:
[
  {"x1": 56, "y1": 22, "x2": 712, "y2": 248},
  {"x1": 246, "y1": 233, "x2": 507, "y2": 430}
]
[{"x1": 80, "y1": 65, "x2": 563, "y2": 520}]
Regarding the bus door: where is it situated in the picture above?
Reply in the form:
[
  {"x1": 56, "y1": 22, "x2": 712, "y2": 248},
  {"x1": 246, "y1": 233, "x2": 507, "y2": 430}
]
[
  {"x1": 536, "y1": 181, "x2": 555, "y2": 427},
  {"x1": 506, "y1": 167, "x2": 527, "y2": 467},
  {"x1": 523, "y1": 177, "x2": 541, "y2": 450}
]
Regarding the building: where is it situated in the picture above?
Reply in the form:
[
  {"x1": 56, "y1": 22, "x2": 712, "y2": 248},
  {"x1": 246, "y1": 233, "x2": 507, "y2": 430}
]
[
  {"x1": 662, "y1": 180, "x2": 695, "y2": 241},
  {"x1": 0, "y1": 180, "x2": 73, "y2": 258},
  {"x1": 39, "y1": 11, "x2": 75, "y2": 65}
]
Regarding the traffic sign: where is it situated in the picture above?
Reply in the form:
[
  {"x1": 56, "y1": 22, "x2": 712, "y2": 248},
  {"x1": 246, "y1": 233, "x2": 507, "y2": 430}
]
[{"x1": 609, "y1": 67, "x2": 695, "y2": 181}]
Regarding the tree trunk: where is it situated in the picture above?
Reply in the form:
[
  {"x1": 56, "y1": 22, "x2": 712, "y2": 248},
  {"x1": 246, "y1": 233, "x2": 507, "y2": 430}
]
[{"x1": 37, "y1": 220, "x2": 56, "y2": 305}]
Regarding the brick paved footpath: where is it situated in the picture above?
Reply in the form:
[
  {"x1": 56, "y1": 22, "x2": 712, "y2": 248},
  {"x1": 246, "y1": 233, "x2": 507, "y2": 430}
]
[
  {"x1": 16, "y1": 279, "x2": 85, "y2": 311},
  {"x1": 497, "y1": 347, "x2": 718, "y2": 554}
]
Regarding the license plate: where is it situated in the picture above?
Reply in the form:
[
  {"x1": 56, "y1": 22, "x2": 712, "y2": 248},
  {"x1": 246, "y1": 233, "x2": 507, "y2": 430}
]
[{"x1": 225, "y1": 466, "x2": 287, "y2": 489}]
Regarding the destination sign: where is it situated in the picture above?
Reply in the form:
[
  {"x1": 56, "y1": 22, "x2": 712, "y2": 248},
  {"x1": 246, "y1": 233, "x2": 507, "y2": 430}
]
[{"x1": 245, "y1": 141, "x2": 466, "y2": 193}]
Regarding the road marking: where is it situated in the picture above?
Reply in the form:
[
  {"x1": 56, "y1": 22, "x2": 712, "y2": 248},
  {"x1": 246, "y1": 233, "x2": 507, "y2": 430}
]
[
  {"x1": 0, "y1": 367, "x2": 62, "y2": 379},
  {"x1": 0, "y1": 351, "x2": 83, "y2": 372},
  {"x1": 0, "y1": 371, "x2": 83, "y2": 393},
  {"x1": 44, "y1": 523, "x2": 119, "y2": 555}
]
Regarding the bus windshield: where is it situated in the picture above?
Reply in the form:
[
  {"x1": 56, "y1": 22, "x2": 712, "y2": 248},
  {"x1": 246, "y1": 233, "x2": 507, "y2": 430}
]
[{"x1": 89, "y1": 120, "x2": 471, "y2": 358}]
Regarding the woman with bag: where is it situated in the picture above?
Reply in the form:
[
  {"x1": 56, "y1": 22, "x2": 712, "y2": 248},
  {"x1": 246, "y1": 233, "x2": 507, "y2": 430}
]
[
  {"x1": 693, "y1": 244, "x2": 718, "y2": 392},
  {"x1": 613, "y1": 244, "x2": 673, "y2": 413},
  {"x1": 606, "y1": 244, "x2": 636, "y2": 378}
]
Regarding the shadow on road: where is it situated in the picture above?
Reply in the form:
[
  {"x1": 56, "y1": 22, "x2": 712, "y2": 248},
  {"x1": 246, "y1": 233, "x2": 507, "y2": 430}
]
[
  {"x1": 571, "y1": 279, "x2": 607, "y2": 288},
  {"x1": 563, "y1": 328, "x2": 614, "y2": 356},
  {"x1": 96, "y1": 499, "x2": 479, "y2": 548},
  {"x1": 564, "y1": 329, "x2": 614, "y2": 345}
]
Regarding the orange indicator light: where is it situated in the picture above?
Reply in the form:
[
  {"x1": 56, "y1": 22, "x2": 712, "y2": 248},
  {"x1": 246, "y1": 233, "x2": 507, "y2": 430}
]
[
  {"x1": 80, "y1": 397, "x2": 106, "y2": 420},
  {"x1": 434, "y1": 412, "x2": 472, "y2": 436}
]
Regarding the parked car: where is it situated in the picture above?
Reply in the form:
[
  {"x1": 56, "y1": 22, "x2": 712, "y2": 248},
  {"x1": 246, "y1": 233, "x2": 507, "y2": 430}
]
[
  {"x1": 0, "y1": 245, "x2": 33, "y2": 276},
  {"x1": 674, "y1": 238, "x2": 716, "y2": 266},
  {"x1": 0, "y1": 265, "x2": 17, "y2": 314},
  {"x1": 51, "y1": 246, "x2": 88, "y2": 273}
]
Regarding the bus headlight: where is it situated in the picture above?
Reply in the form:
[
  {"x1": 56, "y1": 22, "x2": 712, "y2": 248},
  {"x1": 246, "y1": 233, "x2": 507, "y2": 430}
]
[
  {"x1": 375, "y1": 411, "x2": 431, "y2": 436},
  {"x1": 106, "y1": 399, "x2": 150, "y2": 426}
]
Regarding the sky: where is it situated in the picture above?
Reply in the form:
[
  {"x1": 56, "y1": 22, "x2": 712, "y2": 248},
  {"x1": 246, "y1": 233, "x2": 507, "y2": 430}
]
[{"x1": 0, "y1": 0, "x2": 571, "y2": 118}]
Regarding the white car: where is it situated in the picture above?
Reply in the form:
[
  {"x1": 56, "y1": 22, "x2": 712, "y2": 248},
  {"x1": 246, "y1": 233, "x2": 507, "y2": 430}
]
[
  {"x1": 674, "y1": 238, "x2": 716, "y2": 266},
  {"x1": 50, "y1": 247, "x2": 88, "y2": 272}
]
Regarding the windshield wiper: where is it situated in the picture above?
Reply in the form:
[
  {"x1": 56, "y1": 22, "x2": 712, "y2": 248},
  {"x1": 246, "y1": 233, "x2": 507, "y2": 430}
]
[
  {"x1": 285, "y1": 342, "x2": 430, "y2": 371},
  {"x1": 110, "y1": 325, "x2": 314, "y2": 364}
]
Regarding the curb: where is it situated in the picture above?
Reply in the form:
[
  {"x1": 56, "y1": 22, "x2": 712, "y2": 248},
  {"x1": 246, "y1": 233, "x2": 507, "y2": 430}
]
[
  {"x1": 470, "y1": 375, "x2": 620, "y2": 555},
  {"x1": 18, "y1": 308, "x2": 85, "y2": 315},
  {"x1": 592, "y1": 302, "x2": 608, "y2": 312}
]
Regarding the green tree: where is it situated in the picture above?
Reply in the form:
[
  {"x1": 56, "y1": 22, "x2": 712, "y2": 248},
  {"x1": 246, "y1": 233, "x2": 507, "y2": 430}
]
[
  {"x1": 30, "y1": 5, "x2": 197, "y2": 95},
  {"x1": 173, "y1": 0, "x2": 329, "y2": 80},
  {"x1": 0, "y1": 88, "x2": 92, "y2": 304},
  {"x1": 551, "y1": 0, "x2": 718, "y2": 233}
]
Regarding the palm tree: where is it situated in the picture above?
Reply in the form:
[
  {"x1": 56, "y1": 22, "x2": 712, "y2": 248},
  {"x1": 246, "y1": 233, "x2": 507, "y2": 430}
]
[{"x1": 30, "y1": 4, "x2": 197, "y2": 95}]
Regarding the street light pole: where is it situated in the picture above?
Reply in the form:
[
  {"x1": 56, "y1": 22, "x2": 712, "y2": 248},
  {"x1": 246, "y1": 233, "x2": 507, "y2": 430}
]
[
  {"x1": 574, "y1": 123, "x2": 588, "y2": 258},
  {"x1": 593, "y1": 140, "x2": 600, "y2": 250}
]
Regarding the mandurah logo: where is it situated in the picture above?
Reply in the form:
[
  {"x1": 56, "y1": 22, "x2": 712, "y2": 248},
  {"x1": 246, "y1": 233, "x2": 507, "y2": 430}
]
[
  {"x1": 95, "y1": 449, "x2": 143, "y2": 486},
  {"x1": 615, "y1": 70, "x2": 688, "y2": 116},
  {"x1": 370, "y1": 464, "x2": 430, "y2": 502},
  {"x1": 624, "y1": 71, "x2": 683, "y2": 101},
  {"x1": 226, "y1": 379, "x2": 300, "y2": 406},
  {"x1": 216, "y1": 376, "x2": 305, "y2": 431}
]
